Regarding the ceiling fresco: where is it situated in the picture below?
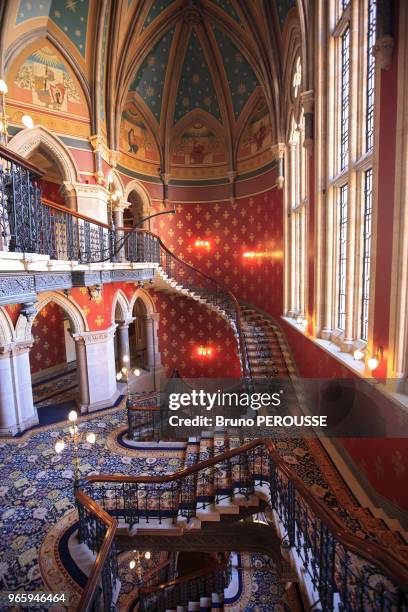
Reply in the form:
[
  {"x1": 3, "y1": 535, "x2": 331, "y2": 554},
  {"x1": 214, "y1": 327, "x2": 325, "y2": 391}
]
[
  {"x1": 15, "y1": 0, "x2": 90, "y2": 56},
  {"x1": 129, "y1": 28, "x2": 175, "y2": 123},
  {"x1": 209, "y1": 0, "x2": 241, "y2": 24},
  {"x1": 213, "y1": 27, "x2": 259, "y2": 120},
  {"x1": 174, "y1": 30, "x2": 221, "y2": 123},
  {"x1": 141, "y1": 0, "x2": 175, "y2": 31}
]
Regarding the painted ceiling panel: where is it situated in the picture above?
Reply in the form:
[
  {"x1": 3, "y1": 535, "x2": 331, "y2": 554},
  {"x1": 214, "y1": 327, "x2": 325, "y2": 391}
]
[
  {"x1": 213, "y1": 28, "x2": 259, "y2": 120},
  {"x1": 15, "y1": 0, "x2": 89, "y2": 57},
  {"x1": 174, "y1": 30, "x2": 221, "y2": 124},
  {"x1": 129, "y1": 28, "x2": 175, "y2": 122},
  {"x1": 210, "y1": 0, "x2": 241, "y2": 24},
  {"x1": 142, "y1": 0, "x2": 175, "y2": 31}
]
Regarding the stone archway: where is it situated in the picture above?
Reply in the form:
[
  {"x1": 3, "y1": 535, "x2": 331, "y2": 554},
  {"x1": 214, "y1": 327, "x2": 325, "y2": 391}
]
[
  {"x1": 0, "y1": 307, "x2": 15, "y2": 347},
  {"x1": 124, "y1": 180, "x2": 152, "y2": 229}
]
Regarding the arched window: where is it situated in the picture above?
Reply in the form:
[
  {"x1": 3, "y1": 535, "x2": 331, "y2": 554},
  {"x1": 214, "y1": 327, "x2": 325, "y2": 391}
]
[
  {"x1": 320, "y1": 0, "x2": 377, "y2": 352},
  {"x1": 285, "y1": 57, "x2": 308, "y2": 323}
]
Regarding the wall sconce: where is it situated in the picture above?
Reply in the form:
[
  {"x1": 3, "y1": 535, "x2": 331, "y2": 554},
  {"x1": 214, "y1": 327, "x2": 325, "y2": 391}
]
[
  {"x1": 87, "y1": 284, "x2": 103, "y2": 302},
  {"x1": 194, "y1": 239, "x2": 211, "y2": 249},
  {"x1": 197, "y1": 346, "x2": 213, "y2": 357},
  {"x1": 367, "y1": 346, "x2": 383, "y2": 371},
  {"x1": 353, "y1": 348, "x2": 364, "y2": 361}
]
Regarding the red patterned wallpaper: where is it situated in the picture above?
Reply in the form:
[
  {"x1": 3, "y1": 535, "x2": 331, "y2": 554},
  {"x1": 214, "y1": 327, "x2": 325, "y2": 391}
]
[
  {"x1": 151, "y1": 292, "x2": 242, "y2": 378},
  {"x1": 40, "y1": 179, "x2": 65, "y2": 206},
  {"x1": 30, "y1": 302, "x2": 66, "y2": 375},
  {"x1": 148, "y1": 188, "x2": 284, "y2": 319}
]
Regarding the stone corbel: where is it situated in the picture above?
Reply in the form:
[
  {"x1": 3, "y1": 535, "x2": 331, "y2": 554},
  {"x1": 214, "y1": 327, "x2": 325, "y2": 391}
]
[
  {"x1": 373, "y1": 35, "x2": 394, "y2": 70},
  {"x1": 90, "y1": 134, "x2": 110, "y2": 184},
  {"x1": 160, "y1": 172, "x2": 171, "y2": 209},
  {"x1": 271, "y1": 143, "x2": 285, "y2": 189},
  {"x1": 300, "y1": 90, "x2": 314, "y2": 152}
]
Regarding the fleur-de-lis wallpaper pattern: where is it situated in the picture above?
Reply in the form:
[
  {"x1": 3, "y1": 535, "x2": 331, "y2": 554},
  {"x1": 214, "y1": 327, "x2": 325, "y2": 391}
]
[
  {"x1": 29, "y1": 302, "x2": 66, "y2": 375},
  {"x1": 149, "y1": 190, "x2": 284, "y2": 320}
]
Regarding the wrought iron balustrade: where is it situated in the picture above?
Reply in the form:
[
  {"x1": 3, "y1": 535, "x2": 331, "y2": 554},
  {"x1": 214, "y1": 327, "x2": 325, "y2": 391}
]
[
  {"x1": 78, "y1": 440, "x2": 408, "y2": 612},
  {"x1": 138, "y1": 557, "x2": 231, "y2": 612},
  {"x1": 75, "y1": 491, "x2": 118, "y2": 612},
  {"x1": 127, "y1": 392, "x2": 162, "y2": 441}
]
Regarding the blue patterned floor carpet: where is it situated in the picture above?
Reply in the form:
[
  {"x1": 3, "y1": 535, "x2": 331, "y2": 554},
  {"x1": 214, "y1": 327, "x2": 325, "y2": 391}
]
[{"x1": 0, "y1": 406, "x2": 185, "y2": 594}]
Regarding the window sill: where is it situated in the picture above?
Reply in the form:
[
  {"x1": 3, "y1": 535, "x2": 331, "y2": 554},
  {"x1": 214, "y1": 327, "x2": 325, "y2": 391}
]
[{"x1": 281, "y1": 316, "x2": 408, "y2": 412}]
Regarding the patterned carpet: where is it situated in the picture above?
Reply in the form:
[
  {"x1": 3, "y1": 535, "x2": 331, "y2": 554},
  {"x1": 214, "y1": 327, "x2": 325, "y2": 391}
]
[{"x1": 0, "y1": 405, "x2": 185, "y2": 595}]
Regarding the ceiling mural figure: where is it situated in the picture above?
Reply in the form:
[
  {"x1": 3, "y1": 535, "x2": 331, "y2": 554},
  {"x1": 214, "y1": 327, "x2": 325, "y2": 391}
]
[
  {"x1": 120, "y1": 100, "x2": 160, "y2": 164},
  {"x1": 11, "y1": 44, "x2": 84, "y2": 115},
  {"x1": 171, "y1": 120, "x2": 226, "y2": 166},
  {"x1": 174, "y1": 29, "x2": 222, "y2": 123},
  {"x1": 238, "y1": 96, "x2": 273, "y2": 161}
]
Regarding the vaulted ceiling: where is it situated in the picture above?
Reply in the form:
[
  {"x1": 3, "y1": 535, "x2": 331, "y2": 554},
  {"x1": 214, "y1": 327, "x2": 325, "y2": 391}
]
[{"x1": 2, "y1": 0, "x2": 309, "y2": 179}]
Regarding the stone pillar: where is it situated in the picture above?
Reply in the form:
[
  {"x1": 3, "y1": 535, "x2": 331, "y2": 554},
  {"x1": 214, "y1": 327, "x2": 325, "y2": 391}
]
[
  {"x1": 72, "y1": 325, "x2": 120, "y2": 412},
  {"x1": 117, "y1": 320, "x2": 132, "y2": 363},
  {"x1": 73, "y1": 336, "x2": 90, "y2": 410},
  {"x1": 272, "y1": 143, "x2": 285, "y2": 190},
  {"x1": 113, "y1": 201, "x2": 130, "y2": 262},
  {"x1": 63, "y1": 182, "x2": 109, "y2": 225},
  {"x1": 0, "y1": 341, "x2": 38, "y2": 436},
  {"x1": 145, "y1": 313, "x2": 161, "y2": 368},
  {"x1": 300, "y1": 90, "x2": 314, "y2": 152}
]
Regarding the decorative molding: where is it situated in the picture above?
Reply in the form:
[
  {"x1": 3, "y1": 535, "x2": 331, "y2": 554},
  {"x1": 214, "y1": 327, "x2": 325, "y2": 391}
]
[
  {"x1": 0, "y1": 274, "x2": 36, "y2": 306},
  {"x1": 72, "y1": 271, "x2": 103, "y2": 287},
  {"x1": 34, "y1": 272, "x2": 72, "y2": 292},
  {"x1": 73, "y1": 324, "x2": 117, "y2": 345},
  {"x1": 110, "y1": 269, "x2": 154, "y2": 283}
]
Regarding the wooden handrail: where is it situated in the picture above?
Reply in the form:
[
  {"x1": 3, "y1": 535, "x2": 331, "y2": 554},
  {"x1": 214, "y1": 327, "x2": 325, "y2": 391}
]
[
  {"x1": 85, "y1": 439, "x2": 261, "y2": 484},
  {"x1": 139, "y1": 558, "x2": 228, "y2": 596},
  {"x1": 75, "y1": 490, "x2": 118, "y2": 612},
  {"x1": 141, "y1": 557, "x2": 172, "y2": 586},
  {"x1": 0, "y1": 144, "x2": 44, "y2": 176},
  {"x1": 83, "y1": 439, "x2": 408, "y2": 590},
  {"x1": 42, "y1": 198, "x2": 110, "y2": 229}
]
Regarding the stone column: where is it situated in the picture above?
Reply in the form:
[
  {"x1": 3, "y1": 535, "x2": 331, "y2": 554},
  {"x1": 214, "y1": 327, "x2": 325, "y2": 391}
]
[
  {"x1": 73, "y1": 336, "x2": 90, "y2": 411},
  {"x1": 72, "y1": 325, "x2": 120, "y2": 412},
  {"x1": 113, "y1": 201, "x2": 130, "y2": 262},
  {"x1": 63, "y1": 182, "x2": 109, "y2": 225},
  {"x1": 145, "y1": 313, "x2": 161, "y2": 368},
  {"x1": 0, "y1": 341, "x2": 38, "y2": 436},
  {"x1": 117, "y1": 319, "x2": 132, "y2": 363}
]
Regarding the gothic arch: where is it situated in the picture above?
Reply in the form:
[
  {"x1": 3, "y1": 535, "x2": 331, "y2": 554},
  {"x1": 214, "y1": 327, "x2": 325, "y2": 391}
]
[
  {"x1": 15, "y1": 291, "x2": 87, "y2": 342},
  {"x1": 124, "y1": 180, "x2": 152, "y2": 221},
  {"x1": 0, "y1": 307, "x2": 15, "y2": 346},
  {"x1": 111, "y1": 289, "x2": 132, "y2": 325},
  {"x1": 8, "y1": 126, "x2": 80, "y2": 184},
  {"x1": 129, "y1": 288, "x2": 156, "y2": 316}
]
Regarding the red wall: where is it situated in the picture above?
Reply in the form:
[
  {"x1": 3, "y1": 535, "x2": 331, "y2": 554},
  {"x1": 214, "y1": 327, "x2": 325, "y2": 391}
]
[
  {"x1": 146, "y1": 187, "x2": 283, "y2": 320},
  {"x1": 153, "y1": 292, "x2": 241, "y2": 378},
  {"x1": 30, "y1": 302, "x2": 66, "y2": 375}
]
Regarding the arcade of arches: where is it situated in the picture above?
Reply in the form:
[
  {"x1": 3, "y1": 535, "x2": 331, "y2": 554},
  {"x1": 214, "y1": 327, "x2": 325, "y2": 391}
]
[{"x1": 0, "y1": 0, "x2": 407, "y2": 609}]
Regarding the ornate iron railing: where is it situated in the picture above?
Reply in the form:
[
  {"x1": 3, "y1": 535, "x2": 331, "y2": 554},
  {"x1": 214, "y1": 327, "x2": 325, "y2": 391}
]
[
  {"x1": 127, "y1": 392, "x2": 162, "y2": 441},
  {"x1": 138, "y1": 557, "x2": 231, "y2": 612},
  {"x1": 75, "y1": 490, "x2": 119, "y2": 612},
  {"x1": 78, "y1": 440, "x2": 408, "y2": 612}
]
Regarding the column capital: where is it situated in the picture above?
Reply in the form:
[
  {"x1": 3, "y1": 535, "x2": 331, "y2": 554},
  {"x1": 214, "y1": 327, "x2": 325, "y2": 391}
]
[
  {"x1": 144, "y1": 313, "x2": 160, "y2": 323},
  {"x1": 72, "y1": 324, "x2": 117, "y2": 345}
]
